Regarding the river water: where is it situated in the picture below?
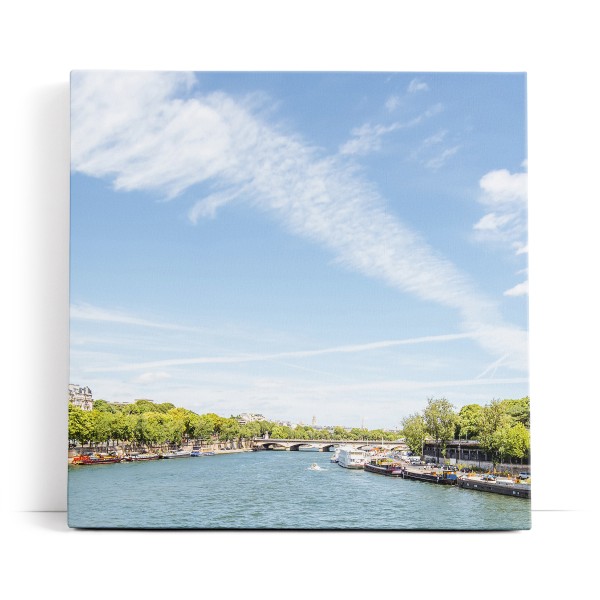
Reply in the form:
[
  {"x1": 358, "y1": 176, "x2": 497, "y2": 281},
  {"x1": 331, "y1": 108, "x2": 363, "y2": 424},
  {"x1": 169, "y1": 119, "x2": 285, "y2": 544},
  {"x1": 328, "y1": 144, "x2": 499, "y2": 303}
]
[{"x1": 68, "y1": 450, "x2": 531, "y2": 530}]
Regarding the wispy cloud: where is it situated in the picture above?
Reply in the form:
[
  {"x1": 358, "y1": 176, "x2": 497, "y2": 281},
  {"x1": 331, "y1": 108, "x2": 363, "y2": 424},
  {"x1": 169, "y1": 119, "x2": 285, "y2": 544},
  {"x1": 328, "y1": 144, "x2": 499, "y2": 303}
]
[
  {"x1": 410, "y1": 129, "x2": 460, "y2": 170},
  {"x1": 385, "y1": 95, "x2": 401, "y2": 112},
  {"x1": 71, "y1": 302, "x2": 202, "y2": 333},
  {"x1": 71, "y1": 72, "x2": 527, "y2": 371},
  {"x1": 134, "y1": 371, "x2": 172, "y2": 384},
  {"x1": 473, "y1": 212, "x2": 515, "y2": 232},
  {"x1": 408, "y1": 78, "x2": 429, "y2": 94},
  {"x1": 86, "y1": 332, "x2": 478, "y2": 373},
  {"x1": 503, "y1": 281, "x2": 529, "y2": 297},
  {"x1": 425, "y1": 145, "x2": 461, "y2": 170},
  {"x1": 339, "y1": 103, "x2": 443, "y2": 156},
  {"x1": 338, "y1": 122, "x2": 402, "y2": 156}
]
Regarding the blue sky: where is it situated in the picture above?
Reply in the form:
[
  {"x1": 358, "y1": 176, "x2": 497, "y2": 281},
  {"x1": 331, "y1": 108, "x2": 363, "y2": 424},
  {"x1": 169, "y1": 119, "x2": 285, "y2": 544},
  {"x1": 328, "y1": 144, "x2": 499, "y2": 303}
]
[{"x1": 70, "y1": 71, "x2": 528, "y2": 428}]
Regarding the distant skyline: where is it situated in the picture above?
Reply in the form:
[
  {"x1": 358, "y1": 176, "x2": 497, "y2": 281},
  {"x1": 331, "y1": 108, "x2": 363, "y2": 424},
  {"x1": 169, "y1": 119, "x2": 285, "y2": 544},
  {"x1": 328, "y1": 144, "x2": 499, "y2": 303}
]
[{"x1": 70, "y1": 71, "x2": 528, "y2": 429}]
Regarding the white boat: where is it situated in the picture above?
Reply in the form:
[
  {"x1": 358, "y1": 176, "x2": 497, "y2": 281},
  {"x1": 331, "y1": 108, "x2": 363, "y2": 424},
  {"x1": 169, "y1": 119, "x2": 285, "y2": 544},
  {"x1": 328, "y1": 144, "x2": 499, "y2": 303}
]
[
  {"x1": 337, "y1": 446, "x2": 367, "y2": 469},
  {"x1": 308, "y1": 463, "x2": 323, "y2": 471},
  {"x1": 161, "y1": 449, "x2": 191, "y2": 459},
  {"x1": 330, "y1": 447, "x2": 341, "y2": 463}
]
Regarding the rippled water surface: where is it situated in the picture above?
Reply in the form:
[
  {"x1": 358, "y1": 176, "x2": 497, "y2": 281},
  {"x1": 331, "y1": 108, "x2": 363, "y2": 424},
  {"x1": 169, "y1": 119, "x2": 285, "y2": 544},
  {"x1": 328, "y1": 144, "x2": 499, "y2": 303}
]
[{"x1": 68, "y1": 451, "x2": 531, "y2": 529}]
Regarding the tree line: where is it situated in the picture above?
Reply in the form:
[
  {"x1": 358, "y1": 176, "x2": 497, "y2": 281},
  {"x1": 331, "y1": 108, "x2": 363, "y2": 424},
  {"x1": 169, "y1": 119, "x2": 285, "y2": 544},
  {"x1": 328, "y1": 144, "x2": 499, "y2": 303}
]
[
  {"x1": 69, "y1": 396, "x2": 530, "y2": 464},
  {"x1": 68, "y1": 399, "x2": 401, "y2": 448},
  {"x1": 401, "y1": 397, "x2": 530, "y2": 466}
]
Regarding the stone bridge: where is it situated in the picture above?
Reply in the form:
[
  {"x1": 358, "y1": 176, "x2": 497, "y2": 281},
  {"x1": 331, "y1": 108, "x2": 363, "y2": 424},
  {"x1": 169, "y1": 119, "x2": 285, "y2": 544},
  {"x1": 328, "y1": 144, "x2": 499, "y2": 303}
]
[{"x1": 251, "y1": 438, "x2": 407, "y2": 452}]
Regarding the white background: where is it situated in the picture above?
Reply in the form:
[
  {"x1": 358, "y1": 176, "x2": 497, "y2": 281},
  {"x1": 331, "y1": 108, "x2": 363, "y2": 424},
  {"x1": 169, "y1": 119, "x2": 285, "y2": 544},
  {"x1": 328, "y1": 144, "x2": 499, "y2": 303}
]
[{"x1": 1, "y1": 1, "x2": 598, "y2": 597}]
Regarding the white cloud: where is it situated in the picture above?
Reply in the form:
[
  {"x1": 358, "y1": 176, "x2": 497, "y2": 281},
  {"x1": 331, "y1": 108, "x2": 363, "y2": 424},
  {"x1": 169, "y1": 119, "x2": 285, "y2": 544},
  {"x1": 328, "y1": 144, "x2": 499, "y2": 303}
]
[
  {"x1": 504, "y1": 281, "x2": 529, "y2": 297},
  {"x1": 474, "y1": 166, "x2": 528, "y2": 262},
  {"x1": 473, "y1": 212, "x2": 515, "y2": 232},
  {"x1": 188, "y1": 189, "x2": 242, "y2": 223},
  {"x1": 410, "y1": 130, "x2": 460, "y2": 170},
  {"x1": 477, "y1": 168, "x2": 528, "y2": 261},
  {"x1": 339, "y1": 122, "x2": 401, "y2": 155},
  {"x1": 421, "y1": 129, "x2": 448, "y2": 148},
  {"x1": 70, "y1": 302, "x2": 201, "y2": 333},
  {"x1": 385, "y1": 95, "x2": 401, "y2": 112},
  {"x1": 134, "y1": 371, "x2": 172, "y2": 384},
  {"x1": 425, "y1": 145, "x2": 461, "y2": 170},
  {"x1": 339, "y1": 103, "x2": 444, "y2": 157},
  {"x1": 71, "y1": 72, "x2": 527, "y2": 372},
  {"x1": 87, "y1": 332, "x2": 478, "y2": 373},
  {"x1": 408, "y1": 78, "x2": 429, "y2": 93},
  {"x1": 479, "y1": 168, "x2": 527, "y2": 206}
]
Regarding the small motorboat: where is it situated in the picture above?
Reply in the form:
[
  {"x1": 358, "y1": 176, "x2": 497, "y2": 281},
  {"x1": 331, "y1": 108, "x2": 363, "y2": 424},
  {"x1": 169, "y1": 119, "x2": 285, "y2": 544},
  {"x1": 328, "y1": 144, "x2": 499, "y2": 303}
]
[
  {"x1": 308, "y1": 463, "x2": 323, "y2": 471},
  {"x1": 160, "y1": 449, "x2": 191, "y2": 459},
  {"x1": 125, "y1": 452, "x2": 159, "y2": 461}
]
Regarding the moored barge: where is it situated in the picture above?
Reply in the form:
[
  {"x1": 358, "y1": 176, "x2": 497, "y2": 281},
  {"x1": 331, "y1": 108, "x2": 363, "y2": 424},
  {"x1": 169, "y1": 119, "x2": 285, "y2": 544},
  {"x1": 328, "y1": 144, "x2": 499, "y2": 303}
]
[
  {"x1": 400, "y1": 467, "x2": 458, "y2": 485},
  {"x1": 364, "y1": 457, "x2": 404, "y2": 477},
  {"x1": 458, "y1": 477, "x2": 531, "y2": 498},
  {"x1": 72, "y1": 452, "x2": 122, "y2": 465}
]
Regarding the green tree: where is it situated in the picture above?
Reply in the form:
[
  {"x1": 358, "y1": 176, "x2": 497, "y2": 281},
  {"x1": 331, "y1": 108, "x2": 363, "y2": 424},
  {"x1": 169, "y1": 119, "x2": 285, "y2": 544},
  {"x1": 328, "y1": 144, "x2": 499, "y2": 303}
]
[
  {"x1": 68, "y1": 405, "x2": 93, "y2": 446},
  {"x1": 346, "y1": 427, "x2": 364, "y2": 440},
  {"x1": 243, "y1": 420, "x2": 263, "y2": 439},
  {"x1": 369, "y1": 429, "x2": 387, "y2": 442},
  {"x1": 90, "y1": 410, "x2": 116, "y2": 448},
  {"x1": 194, "y1": 413, "x2": 221, "y2": 440},
  {"x1": 401, "y1": 413, "x2": 427, "y2": 456},
  {"x1": 167, "y1": 407, "x2": 198, "y2": 442},
  {"x1": 218, "y1": 417, "x2": 241, "y2": 442},
  {"x1": 165, "y1": 412, "x2": 186, "y2": 445},
  {"x1": 271, "y1": 425, "x2": 294, "y2": 439},
  {"x1": 333, "y1": 426, "x2": 348, "y2": 440},
  {"x1": 423, "y1": 397, "x2": 457, "y2": 460},
  {"x1": 294, "y1": 425, "x2": 310, "y2": 440},
  {"x1": 257, "y1": 420, "x2": 275, "y2": 437},
  {"x1": 113, "y1": 412, "x2": 135, "y2": 446},
  {"x1": 92, "y1": 399, "x2": 116, "y2": 413},
  {"x1": 501, "y1": 397, "x2": 530, "y2": 428},
  {"x1": 128, "y1": 400, "x2": 160, "y2": 414},
  {"x1": 456, "y1": 404, "x2": 483, "y2": 440},
  {"x1": 133, "y1": 413, "x2": 162, "y2": 445},
  {"x1": 478, "y1": 399, "x2": 513, "y2": 468},
  {"x1": 505, "y1": 422, "x2": 530, "y2": 462}
]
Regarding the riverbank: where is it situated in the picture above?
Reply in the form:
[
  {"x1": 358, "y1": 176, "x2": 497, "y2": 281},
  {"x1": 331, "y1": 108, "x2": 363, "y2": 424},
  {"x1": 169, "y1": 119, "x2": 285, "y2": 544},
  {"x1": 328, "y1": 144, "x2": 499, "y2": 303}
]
[{"x1": 68, "y1": 446, "x2": 254, "y2": 463}]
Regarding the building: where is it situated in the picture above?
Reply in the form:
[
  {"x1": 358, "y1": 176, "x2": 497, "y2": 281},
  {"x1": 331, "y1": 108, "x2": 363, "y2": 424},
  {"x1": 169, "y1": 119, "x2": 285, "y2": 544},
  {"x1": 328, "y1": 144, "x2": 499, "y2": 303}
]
[
  {"x1": 236, "y1": 413, "x2": 266, "y2": 425},
  {"x1": 422, "y1": 439, "x2": 530, "y2": 469},
  {"x1": 68, "y1": 384, "x2": 93, "y2": 411}
]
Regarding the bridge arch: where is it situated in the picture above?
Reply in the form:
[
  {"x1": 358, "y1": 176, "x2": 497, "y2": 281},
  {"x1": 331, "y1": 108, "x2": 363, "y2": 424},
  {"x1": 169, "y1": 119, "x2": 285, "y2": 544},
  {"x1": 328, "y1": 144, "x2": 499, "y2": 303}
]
[
  {"x1": 258, "y1": 441, "x2": 289, "y2": 451},
  {"x1": 288, "y1": 443, "x2": 313, "y2": 451}
]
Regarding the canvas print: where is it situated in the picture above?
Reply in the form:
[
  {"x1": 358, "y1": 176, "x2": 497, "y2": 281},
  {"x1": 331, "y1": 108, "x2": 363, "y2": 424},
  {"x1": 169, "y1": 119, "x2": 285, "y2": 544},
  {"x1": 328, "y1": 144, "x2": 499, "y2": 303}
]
[{"x1": 68, "y1": 71, "x2": 530, "y2": 529}]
